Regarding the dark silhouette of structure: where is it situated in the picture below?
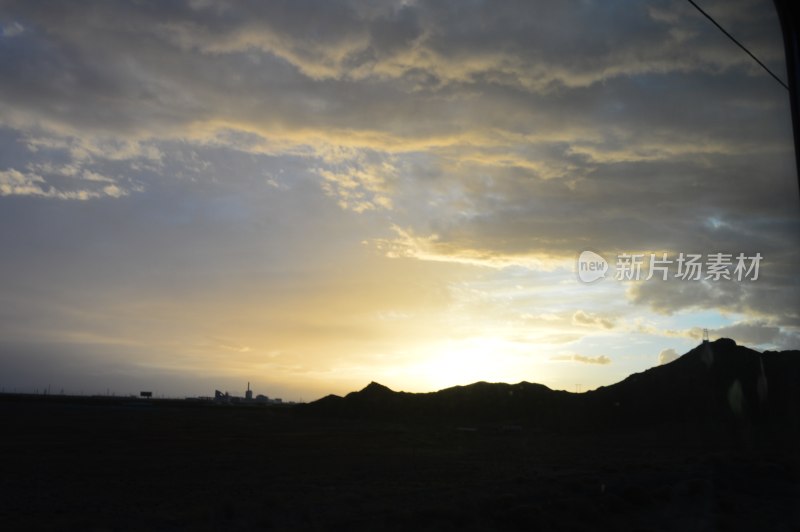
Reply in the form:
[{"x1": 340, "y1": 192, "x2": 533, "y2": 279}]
[
  {"x1": 774, "y1": 0, "x2": 800, "y2": 188},
  {"x1": 214, "y1": 389, "x2": 229, "y2": 402}
]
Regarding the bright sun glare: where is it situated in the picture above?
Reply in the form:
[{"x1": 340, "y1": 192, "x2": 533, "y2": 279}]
[{"x1": 416, "y1": 336, "x2": 545, "y2": 391}]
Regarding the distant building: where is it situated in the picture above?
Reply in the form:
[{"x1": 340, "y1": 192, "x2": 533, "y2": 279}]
[
  {"x1": 214, "y1": 390, "x2": 230, "y2": 403},
  {"x1": 210, "y1": 384, "x2": 283, "y2": 405}
]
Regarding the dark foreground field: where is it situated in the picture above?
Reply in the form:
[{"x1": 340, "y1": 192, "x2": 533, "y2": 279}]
[{"x1": 1, "y1": 394, "x2": 799, "y2": 531}]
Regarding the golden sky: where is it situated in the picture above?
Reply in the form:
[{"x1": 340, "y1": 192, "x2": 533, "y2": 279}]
[{"x1": 0, "y1": 0, "x2": 797, "y2": 400}]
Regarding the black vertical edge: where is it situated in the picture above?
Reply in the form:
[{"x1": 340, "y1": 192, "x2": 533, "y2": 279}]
[{"x1": 773, "y1": 0, "x2": 800, "y2": 196}]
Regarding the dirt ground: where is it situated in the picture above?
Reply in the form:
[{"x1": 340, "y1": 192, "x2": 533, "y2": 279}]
[{"x1": 1, "y1": 395, "x2": 798, "y2": 531}]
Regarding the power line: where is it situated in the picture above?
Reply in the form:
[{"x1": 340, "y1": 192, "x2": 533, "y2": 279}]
[{"x1": 686, "y1": 0, "x2": 789, "y2": 91}]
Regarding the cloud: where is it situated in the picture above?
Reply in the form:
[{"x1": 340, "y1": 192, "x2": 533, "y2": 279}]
[
  {"x1": 551, "y1": 354, "x2": 611, "y2": 365},
  {"x1": 711, "y1": 321, "x2": 800, "y2": 350},
  {"x1": 0, "y1": 0, "x2": 793, "y2": 277},
  {"x1": 313, "y1": 151, "x2": 396, "y2": 212},
  {"x1": 572, "y1": 310, "x2": 615, "y2": 329},
  {"x1": 0, "y1": 168, "x2": 47, "y2": 197},
  {"x1": 215, "y1": 341, "x2": 252, "y2": 354},
  {"x1": 0, "y1": 167, "x2": 128, "y2": 200},
  {"x1": 657, "y1": 348, "x2": 679, "y2": 365},
  {"x1": 373, "y1": 225, "x2": 569, "y2": 270},
  {"x1": 628, "y1": 256, "x2": 800, "y2": 329},
  {"x1": 152, "y1": 0, "x2": 783, "y2": 94}
]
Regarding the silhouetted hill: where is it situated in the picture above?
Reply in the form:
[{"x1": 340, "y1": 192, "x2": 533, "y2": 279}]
[
  {"x1": 300, "y1": 339, "x2": 800, "y2": 438},
  {"x1": 585, "y1": 339, "x2": 800, "y2": 431},
  {"x1": 352, "y1": 381, "x2": 394, "y2": 396},
  {"x1": 302, "y1": 378, "x2": 573, "y2": 423}
]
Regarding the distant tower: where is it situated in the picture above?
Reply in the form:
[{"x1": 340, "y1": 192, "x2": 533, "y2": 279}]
[
  {"x1": 245, "y1": 382, "x2": 253, "y2": 401},
  {"x1": 703, "y1": 328, "x2": 709, "y2": 344}
]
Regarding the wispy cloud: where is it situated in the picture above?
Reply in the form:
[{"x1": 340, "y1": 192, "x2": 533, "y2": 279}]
[
  {"x1": 0, "y1": 168, "x2": 127, "y2": 200},
  {"x1": 657, "y1": 348, "x2": 679, "y2": 365},
  {"x1": 573, "y1": 310, "x2": 616, "y2": 330},
  {"x1": 551, "y1": 354, "x2": 612, "y2": 365}
]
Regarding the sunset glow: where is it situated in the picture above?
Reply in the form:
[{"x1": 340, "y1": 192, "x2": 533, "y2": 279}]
[{"x1": 0, "y1": 0, "x2": 797, "y2": 401}]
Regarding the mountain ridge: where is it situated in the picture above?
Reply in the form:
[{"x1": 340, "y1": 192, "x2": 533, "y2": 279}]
[{"x1": 300, "y1": 339, "x2": 800, "y2": 437}]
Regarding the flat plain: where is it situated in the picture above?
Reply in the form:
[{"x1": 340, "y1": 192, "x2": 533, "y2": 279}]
[{"x1": 1, "y1": 394, "x2": 798, "y2": 531}]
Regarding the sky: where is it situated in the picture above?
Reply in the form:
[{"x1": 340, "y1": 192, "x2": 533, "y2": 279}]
[{"x1": 0, "y1": 0, "x2": 798, "y2": 401}]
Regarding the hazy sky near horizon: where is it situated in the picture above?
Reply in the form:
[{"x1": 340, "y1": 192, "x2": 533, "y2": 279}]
[{"x1": 0, "y1": 0, "x2": 798, "y2": 400}]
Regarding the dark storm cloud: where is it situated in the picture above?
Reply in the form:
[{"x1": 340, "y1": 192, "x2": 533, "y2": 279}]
[
  {"x1": 0, "y1": 0, "x2": 793, "y2": 255},
  {"x1": 0, "y1": 0, "x2": 786, "y2": 138},
  {"x1": 713, "y1": 321, "x2": 798, "y2": 348},
  {"x1": 628, "y1": 242, "x2": 800, "y2": 328}
]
